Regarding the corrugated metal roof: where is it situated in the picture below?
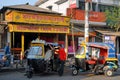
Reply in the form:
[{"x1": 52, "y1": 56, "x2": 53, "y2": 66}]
[{"x1": 0, "y1": 4, "x2": 61, "y2": 15}]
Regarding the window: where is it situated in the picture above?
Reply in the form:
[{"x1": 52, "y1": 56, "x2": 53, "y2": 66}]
[
  {"x1": 92, "y1": 3, "x2": 96, "y2": 11},
  {"x1": 47, "y1": 5, "x2": 52, "y2": 10},
  {"x1": 79, "y1": 1, "x2": 85, "y2": 10},
  {"x1": 29, "y1": 46, "x2": 42, "y2": 55}
]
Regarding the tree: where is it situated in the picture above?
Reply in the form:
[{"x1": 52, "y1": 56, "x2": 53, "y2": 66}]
[{"x1": 105, "y1": 6, "x2": 120, "y2": 32}]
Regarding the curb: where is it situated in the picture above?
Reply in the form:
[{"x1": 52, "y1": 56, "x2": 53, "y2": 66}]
[{"x1": 0, "y1": 67, "x2": 25, "y2": 72}]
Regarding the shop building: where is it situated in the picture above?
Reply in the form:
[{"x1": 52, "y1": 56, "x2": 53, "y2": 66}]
[{"x1": 0, "y1": 4, "x2": 70, "y2": 57}]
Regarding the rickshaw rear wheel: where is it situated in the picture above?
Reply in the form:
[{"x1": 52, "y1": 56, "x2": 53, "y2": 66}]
[
  {"x1": 94, "y1": 69, "x2": 99, "y2": 75},
  {"x1": 104, "y1": 69, "x2": 113, "y2": 77},
  {"x1": 26, "y1": 71, "x2": 33, "y2": 78},
  {"x1": 93, "y1": 65, "x2": 101, "y2": 75},
  {"x1": 72, "y1": 69, "x2": 78, "y2": 76}
]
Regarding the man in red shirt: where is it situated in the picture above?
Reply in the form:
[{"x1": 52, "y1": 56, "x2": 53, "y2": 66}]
[{"x1": 57, "y1": 45, "x2": 66, "y2": 76}]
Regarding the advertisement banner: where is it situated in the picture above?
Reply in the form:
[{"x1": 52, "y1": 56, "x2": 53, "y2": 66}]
[
  {"x1": 104, "y1": 36, "x2": 115, "y2": 46},
  {"x1": 5, "y1": 11, "x2": 70, "y2": 26}
]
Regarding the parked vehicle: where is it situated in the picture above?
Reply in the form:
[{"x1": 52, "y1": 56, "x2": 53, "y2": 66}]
[
  {"x1": 72, "y1": 42, "x2": 118, "y2": 77},
  {"x1": 25, "y1": 39, "x2": 60, "y2": 78},
  {"x1": 0, "y1": 52, "x2": 5, "y2": 70},
  {"x1": 0, "y1": 49, "x2": 13, "y2": 70},
  {"x1": 0, "y1": 48, "x2": 24, "y2": 70}
]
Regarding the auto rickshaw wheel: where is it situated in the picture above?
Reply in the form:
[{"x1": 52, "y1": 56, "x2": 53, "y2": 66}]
[
  {"x1": 72, "y1": 69, "x2": 78, "y2": 76},
  {"x1": 104, "y1": 69, "x2": 113, "y2": 77},
  {"x1": 93, "y1": 65, "x2": 100, "y2": 75},
  {"x1": 94, "y1": 69, "x2": 99, "y2": 75},
  {"x1": 26, "y1": 71, "x2": 33, "y2": 78}
]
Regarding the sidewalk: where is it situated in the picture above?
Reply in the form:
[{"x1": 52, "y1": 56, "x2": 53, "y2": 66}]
[
  {"x1": 65, "y1": 57, "x2": 75, "y2": 67},
  {"x1": 0, "y1": 61, "x2": 26, "y2": 72}
]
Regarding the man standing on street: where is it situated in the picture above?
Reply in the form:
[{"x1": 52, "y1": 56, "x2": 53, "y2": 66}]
[
  {"x1": 4, "y1": 43, "x2": 11, "y2": 66},
  {"x1": 57, "y1": 44, "x2": 67, "y2": 76}
]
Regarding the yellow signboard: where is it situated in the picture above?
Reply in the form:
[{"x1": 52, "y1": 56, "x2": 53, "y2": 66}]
[
  {"x1": 6, "y1": 11, "x2": 70, "y2": 26},
  {"x1": 8, "y1": 24, "x2": 69, "y2": 33}
]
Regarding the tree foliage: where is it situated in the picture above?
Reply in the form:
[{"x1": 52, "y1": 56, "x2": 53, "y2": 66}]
[{"x1": 105, "y1": 6, "x2": 120, "y2": 32}]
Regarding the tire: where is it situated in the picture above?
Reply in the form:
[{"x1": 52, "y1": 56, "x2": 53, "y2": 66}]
[
  {"x1": 94, "y1": 70, "x2": 99, "y2": 75},
  {"x1": 93, "y1": 66, "x2": 99, "y2": 75},
  {"x1": 72, "y1": 69, "x2": 78, "y2": 76},
  {"x1": 26, "y1": 71, "x2": 32, "y2": 78},
  {"x1": 104, "y1": 69, "x2": 113, "y2": 77}
]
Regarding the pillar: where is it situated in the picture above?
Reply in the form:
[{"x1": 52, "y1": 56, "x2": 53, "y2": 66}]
[
  {"x1": 21, "y1": 33, "x2": 24, "y2": 56},
  {"x1": 65, "y1": 33, "x2": 68, "y2": 58}
]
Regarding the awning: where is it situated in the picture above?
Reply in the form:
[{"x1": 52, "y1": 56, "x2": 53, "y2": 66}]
[
  {"x1": 95, "y1": 30, "x2": 120, "y2": 36},
  {"x1": 68, "y1": 27, "x2": 96, "y2": 36},
  {"x1": 71, "y1": 19, "x2": 106, "y2": 26}
]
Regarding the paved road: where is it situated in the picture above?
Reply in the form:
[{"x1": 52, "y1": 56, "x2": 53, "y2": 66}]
[{"x1": 0, "y1": 67, "x2": 120, "y2": 80}]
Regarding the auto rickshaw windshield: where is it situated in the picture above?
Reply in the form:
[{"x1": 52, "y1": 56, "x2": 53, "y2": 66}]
[
  {"x1": 29, "y1": 46, "x2": 42, "y2": 55},
  {"x1": 76, "y1": 46, "x2": 85, "y2": 55}
]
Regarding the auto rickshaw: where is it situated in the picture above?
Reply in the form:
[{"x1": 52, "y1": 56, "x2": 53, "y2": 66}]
[
  {"x1": 72, "y1": 42, "x2": 118, "y2": 77},
  {"x1": 25, "y1": 39, "x2": 59, "y2": 78}
]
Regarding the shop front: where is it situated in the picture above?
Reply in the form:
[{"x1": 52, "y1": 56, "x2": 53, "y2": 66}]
[{"x1": 5, "y1": 10, "x2": 70, "y2": 58}]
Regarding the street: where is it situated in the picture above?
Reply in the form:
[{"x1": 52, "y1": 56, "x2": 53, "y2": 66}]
[{"x1": 0, "y1": 67, "x2": 120, "y2": 80}]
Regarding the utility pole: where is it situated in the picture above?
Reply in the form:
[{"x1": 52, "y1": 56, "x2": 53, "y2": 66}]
[{"x1": 84, "y1": 0, "x2": 90, "y2": 43}]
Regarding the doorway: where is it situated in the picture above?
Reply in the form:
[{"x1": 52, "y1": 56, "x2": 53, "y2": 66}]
[{"x1": 116, "y1": 37, "x2": 120, "y2": 66}]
